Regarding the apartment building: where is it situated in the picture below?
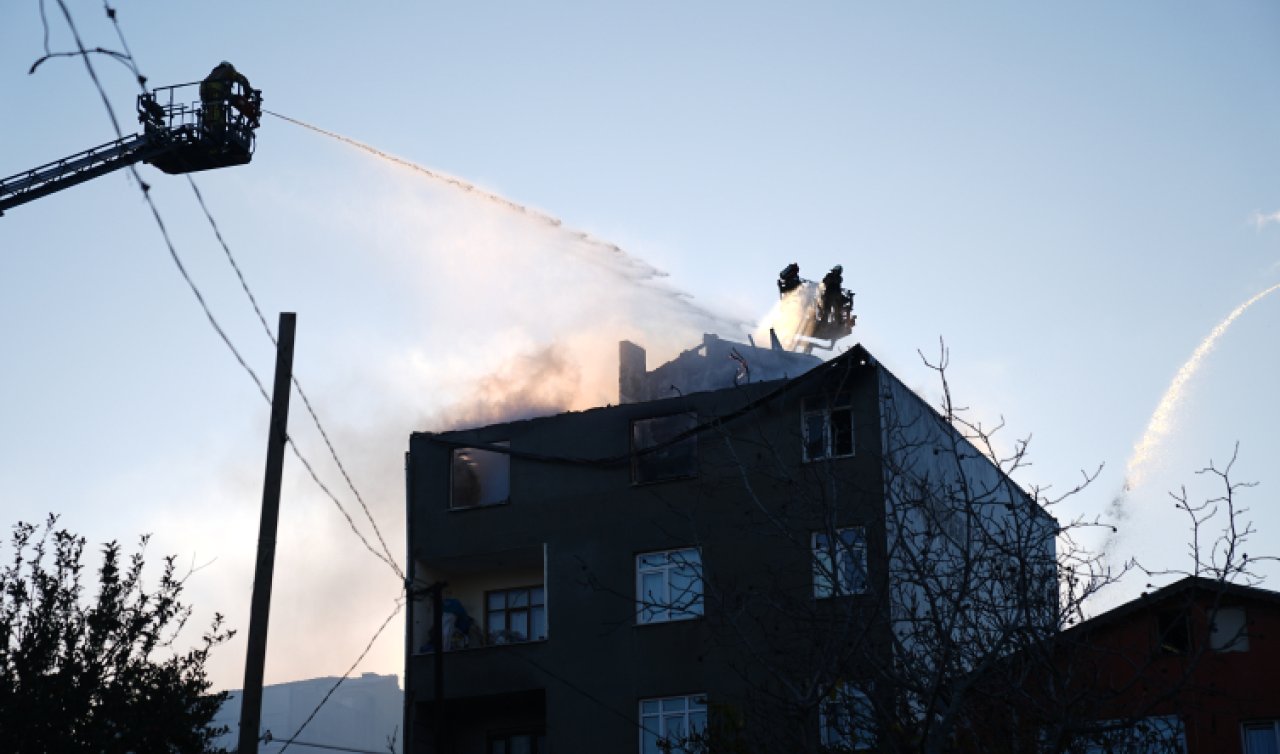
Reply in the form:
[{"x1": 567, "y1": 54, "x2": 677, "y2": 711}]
[{"x1": 404, "y1": 335, "x2": 1054, "y2": 753}]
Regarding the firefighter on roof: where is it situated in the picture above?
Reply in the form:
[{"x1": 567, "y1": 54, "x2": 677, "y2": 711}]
[
  {"x1": 778, "y1": 262, "x2": 802, "y2": 297},
  {"x1": 820, "y1": 265, "x2": 844, "y2": 324}
]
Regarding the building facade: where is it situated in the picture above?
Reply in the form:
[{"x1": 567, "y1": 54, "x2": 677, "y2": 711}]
[
  {"x1": 1003, "y1": 577, "x2": 1280, "y2": 754},
  {"x1": 404, "y1": 336, "x2": 1055, "y2": 753}
]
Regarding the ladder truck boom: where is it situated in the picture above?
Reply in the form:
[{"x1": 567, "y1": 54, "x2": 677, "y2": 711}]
[{"x1": 0, "y1": 81, "x2": 262, "y2": 215}]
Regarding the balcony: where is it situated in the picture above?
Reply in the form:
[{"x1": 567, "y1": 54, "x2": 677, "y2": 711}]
[{"x1": 411, "y1": 544, "x2": 547, "y2": 655}]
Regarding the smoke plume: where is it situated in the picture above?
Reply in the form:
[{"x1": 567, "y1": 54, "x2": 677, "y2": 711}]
[{"x1": 170, "y1": 117, "x2": 758, "y2": 691}]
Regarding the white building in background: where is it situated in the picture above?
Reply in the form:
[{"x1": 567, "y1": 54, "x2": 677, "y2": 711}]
[{"x1": 215, "y1": 672, "x2": 403, "y2": 753}]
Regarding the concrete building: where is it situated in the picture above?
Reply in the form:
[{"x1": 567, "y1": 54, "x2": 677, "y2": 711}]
[{"x1": 404, "y1": 335, "x2": 1054, "y2": 753}]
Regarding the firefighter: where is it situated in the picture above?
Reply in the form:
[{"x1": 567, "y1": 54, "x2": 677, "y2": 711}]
[
  {"x1": 200, "y1": 61, "x2": 256, "y2": 134},
  {"x1": 820, "y1": 265, "x2": 844, "y2": 324},
  {"x1": 778, "y1": 262, "x2": 802, "y2": 297}
]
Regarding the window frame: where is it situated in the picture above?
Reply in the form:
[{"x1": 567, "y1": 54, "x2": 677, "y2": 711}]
[
  {"x1": 449, "y1": 441, "x2": 511, "y2": 510},
  {"x1": 1155, "y1": 609, "x2": 1192, "y2": 655},
  {"x1": 487, "y1": 730, "x2": 546, "y2": 754},
  {"x1": 639, "y1": 693, "x2": 707, "y2": 754},
  {"x1": 484, "y1": 585, "x2": 547, "y2": 645},
  {"x1": 813, "y1": 527, "x2": 868, "y2": 599},
  {"x1": 819, "y1": 682, "x2": 875, "y2": 751},
  {"x1": 631, "y1": 412, "x2": 699, "y2": 485},
  {"x1": 636, "y1": 547, "x2": 704, "y2": 625},
  {"x1": 1243, "y1": 720, "x2": 1280, "y2": 754},
  {"x1": 1209, "y1": 606, "x2": 1249, "y2": 653},
  {"x1": 802, "y1": 395, "x2": 855, "y2": 462}
]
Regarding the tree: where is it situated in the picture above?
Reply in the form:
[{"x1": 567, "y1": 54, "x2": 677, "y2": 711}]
[
  {"x1": 0, "y1": 515, "x2": 234, "y2": 753},
  {"x1": 609, "y1": 344, "x2": 1100, "y2": 753},
  {"x1": 1015, "y1": 445, "x2": 1275, "y2": 754},
  {"x1": 599, "y1": 343, "x2": 1270, "y2": 754}
]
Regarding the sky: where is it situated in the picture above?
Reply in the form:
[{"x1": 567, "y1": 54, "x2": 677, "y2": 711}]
[{"x1": 1, "y1": 1, "x2": 1278, "y2": 692}]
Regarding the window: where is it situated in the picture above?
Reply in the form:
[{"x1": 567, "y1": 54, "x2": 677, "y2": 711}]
[
  {"x1": 640, "y1": 694, "x2": 707, "y2": 754},
  {"x1": 802, "y1": 395, "x2": 854, "y2": 461},
  {"x1": 819, "y1": 683, "x2": 875, "y2": 751},
  {"x1": 632, "y1": 413, "x2": 698, "y2": 484},
  {"x1": 1210, "y1": 606, "x2": 1249, "y2": 652},
  {"x1": 636, "y1": 548, "x2": 703, "y2": 624},
  {"x1": 488, "y1": 732, "x2": 546, "y2": 754},
  {"x1": 486, "y1": 586, "x2": 546, "y2": 644},
  {"x1": 1155, "y1": 610, "x2": 1191, "y2": 655},
  {"x1": 1244, "y1": 721, "x2": 1280, "y2": 754},
  {"x1": 451, "y1": 443, "x2": 510, "y2": 509},
  {"x1": 813, "y1": 527, "x2": 867, "y2": 598}
]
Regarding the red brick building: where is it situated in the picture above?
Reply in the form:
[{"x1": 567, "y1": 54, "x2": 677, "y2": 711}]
[{"x1": 999, "y1": 576, "x2": 1280, "y2": 753}]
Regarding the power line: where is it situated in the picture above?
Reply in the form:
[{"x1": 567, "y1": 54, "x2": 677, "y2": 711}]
[
  {"x1": 276, "y1": 599, "x2": 405, "y2": 754},
  {"x1": 184, "y1": 176, "x2": 403, "y2": 580},
  {"x1": 285, "y1": 436, "x2": 402, "y2": 577},
  {"x1": 422, "y1": 351, "x2": 861, "y2": 467},
  {"x1": 264, "y1": 738, "x2": 389, "y2": 754},
  {"x1": 49, "y1": 0, "x2": 404, "y2": 582},
  {"x1": 28, "y1": 15, "x2": 695, "y2": 750},
  {"x1": 46, "y1": 0, "x2": 274, "y2": 406}
]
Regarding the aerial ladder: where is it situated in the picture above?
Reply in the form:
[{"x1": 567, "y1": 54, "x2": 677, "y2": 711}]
[{"x1": 0, "y1": 80, "x2": 262, "y2": 215}]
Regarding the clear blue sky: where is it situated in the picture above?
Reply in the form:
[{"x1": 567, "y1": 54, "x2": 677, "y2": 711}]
[{"x1": 1, "y1": 1, "x2": 1278, "y2": 690}]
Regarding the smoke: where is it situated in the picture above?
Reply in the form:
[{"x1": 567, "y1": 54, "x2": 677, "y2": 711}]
[
  {"x1": 169, "y1": 116, "x2": 761, "y2": 691},
  {"x1": 432, "y1": 344, "x2": 583, "y2": 430}
]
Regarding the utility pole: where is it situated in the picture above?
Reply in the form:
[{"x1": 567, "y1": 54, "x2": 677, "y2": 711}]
[{"x1": 238, "y1": 312, "x2": 297, "y2": 754}]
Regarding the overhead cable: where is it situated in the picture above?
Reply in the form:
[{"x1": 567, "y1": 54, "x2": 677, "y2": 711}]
[
  {"x1": 51, "y1": 0, "x2": 403, "y2": 581},
  {"x1": 276, "y1": 599, "x2": 405, "y2": 754}
]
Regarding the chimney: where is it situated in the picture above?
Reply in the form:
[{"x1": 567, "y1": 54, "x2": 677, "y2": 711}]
[{"x1": 619, "y1": 340, "x2": 647, "y2": 404}]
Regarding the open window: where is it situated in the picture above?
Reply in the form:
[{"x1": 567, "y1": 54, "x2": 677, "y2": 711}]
[
  {"x1": 802, "y1": 395, "x2": 854, "y2": 461},
  {"x1": 451, "y1": 442, "x2": 510, "y2": 509},
  {"x1": 632, "y1": 413, "x2": 698, "y2": 484},
  {"x1": 1156, "y1": 610, "x2": 1192, "y2": 655}
]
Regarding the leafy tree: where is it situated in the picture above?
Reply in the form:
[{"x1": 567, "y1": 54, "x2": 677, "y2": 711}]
[{"x1": 0, "y1": 515, "x2": 233, "y2": 753}]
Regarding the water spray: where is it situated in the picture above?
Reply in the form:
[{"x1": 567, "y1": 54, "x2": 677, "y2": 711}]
[
  {"x1": 1097, "y1": 280, "x2": 1280, "y2": 557},
  {"x1": 264, "y1": 110, "x2": 747, "y2": 335},
  {"x1": 1123, "y1": 281, "x2": 1280, "y2": 491}
]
